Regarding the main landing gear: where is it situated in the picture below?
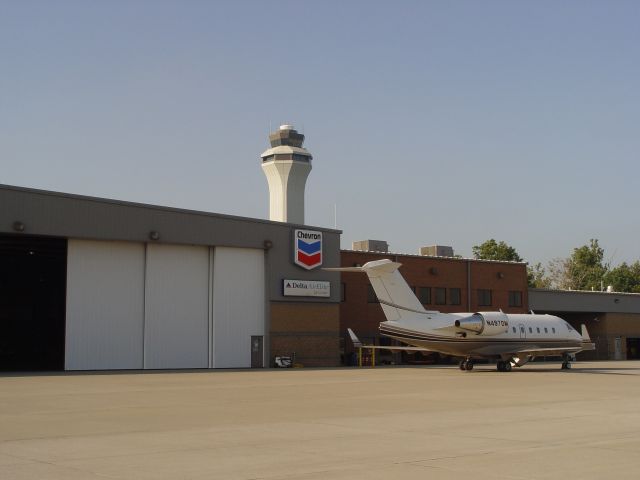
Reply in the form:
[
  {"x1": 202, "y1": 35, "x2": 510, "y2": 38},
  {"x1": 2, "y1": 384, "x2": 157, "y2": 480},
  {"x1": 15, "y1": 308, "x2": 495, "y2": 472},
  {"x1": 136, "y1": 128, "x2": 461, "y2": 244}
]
[
  {"x1": 459, "y1": 358, "x2": 474, "y2": 371},
  {"x1": 561, "y1": 354, "x2": 574, "y2": 370},
  {"x1": 496, "y1": 361, "x2": 512, "y2": 372}
]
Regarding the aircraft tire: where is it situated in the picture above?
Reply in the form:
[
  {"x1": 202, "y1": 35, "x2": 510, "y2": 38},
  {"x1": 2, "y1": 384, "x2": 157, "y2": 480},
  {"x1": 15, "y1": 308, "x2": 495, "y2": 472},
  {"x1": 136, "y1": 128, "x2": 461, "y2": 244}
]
[
  {"x1": 459, "y1": 361, "x2": 466, "y2": 371},
  {"x1": 496, "y1": 361, "x2": 504, "y2": 372},
  {"x1": 504, "y1": 362, "x2": 512, "y2": 372},
  {"x1": 465, "y1": 361, "x2": 474, "y2": 371}
]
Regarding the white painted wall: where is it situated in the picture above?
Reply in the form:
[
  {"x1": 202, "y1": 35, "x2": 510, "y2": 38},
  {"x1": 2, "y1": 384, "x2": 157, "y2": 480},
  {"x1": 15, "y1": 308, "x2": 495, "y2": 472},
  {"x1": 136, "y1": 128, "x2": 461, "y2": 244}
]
[
  {"x1": 212, "y1": 247, "x2": 265, "y2": 368},
  {"x1": 144, "y1": 244, "x2": 209, "y2": 369},
  {"x1": 66, "y1": 240, "x2": 145, "y2": 370}
]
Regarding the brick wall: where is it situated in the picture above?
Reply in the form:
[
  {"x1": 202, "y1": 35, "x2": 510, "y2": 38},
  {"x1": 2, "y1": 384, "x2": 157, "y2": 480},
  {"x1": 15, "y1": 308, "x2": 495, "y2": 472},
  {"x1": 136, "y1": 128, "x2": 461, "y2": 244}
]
[{"x1": 270, "y1": 302, "x2": 340, "y2": 367}]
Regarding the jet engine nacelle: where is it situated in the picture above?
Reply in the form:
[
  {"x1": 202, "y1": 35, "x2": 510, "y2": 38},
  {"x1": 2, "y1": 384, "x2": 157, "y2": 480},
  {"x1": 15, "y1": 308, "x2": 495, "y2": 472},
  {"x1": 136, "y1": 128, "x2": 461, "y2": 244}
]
[{"x1": 454, "y1": 312, "x2": 509, "y2": 336}]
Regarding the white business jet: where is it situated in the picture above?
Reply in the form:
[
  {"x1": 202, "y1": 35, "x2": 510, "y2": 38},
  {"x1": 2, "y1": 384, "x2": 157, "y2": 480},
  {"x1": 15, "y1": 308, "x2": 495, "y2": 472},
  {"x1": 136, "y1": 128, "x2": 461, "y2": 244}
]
[{"x1": 327, "y1": 259, "x2": 594, "y2": 372}]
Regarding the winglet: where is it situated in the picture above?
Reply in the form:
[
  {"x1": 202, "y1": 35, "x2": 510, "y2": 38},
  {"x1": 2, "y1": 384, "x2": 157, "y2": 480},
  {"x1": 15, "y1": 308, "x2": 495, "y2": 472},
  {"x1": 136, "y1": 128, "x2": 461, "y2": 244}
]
[
  {"x1": 347, "y1": 328, "x2": 363, "y2": 348},
  {"x1": 581, "y1": 324, "x2": 591, "y2": 342}
]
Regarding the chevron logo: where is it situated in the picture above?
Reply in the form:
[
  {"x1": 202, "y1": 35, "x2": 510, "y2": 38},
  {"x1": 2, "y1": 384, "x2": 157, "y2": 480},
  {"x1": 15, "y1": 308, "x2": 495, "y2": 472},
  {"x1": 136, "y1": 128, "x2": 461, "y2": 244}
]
[{"x1": 294, "y1": 229, "x2": 323, "y2": 270}]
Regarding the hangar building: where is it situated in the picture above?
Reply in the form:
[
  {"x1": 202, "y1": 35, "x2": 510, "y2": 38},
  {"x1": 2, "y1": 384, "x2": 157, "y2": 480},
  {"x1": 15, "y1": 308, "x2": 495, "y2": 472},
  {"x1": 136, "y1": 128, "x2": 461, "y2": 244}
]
[
  {"x1": 529, "y1": 288, "x2": 640, "y2": 360},
  {"x1": 0, "y1": 184, "x2": 341, "y2": 371}
]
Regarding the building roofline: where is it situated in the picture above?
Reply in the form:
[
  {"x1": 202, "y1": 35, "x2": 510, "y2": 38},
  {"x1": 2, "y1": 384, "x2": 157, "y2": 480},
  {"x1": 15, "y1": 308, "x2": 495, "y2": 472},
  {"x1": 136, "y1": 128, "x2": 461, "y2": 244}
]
[
  {"x1": 340, "y1": 249, "x2": 526, "y2": 266},
  {"x1": 0, "y1": 183, "x2": 341, "y2": 234},
  {"x1": 530, "y1": 288, "x2": 640, "y2": 297}
]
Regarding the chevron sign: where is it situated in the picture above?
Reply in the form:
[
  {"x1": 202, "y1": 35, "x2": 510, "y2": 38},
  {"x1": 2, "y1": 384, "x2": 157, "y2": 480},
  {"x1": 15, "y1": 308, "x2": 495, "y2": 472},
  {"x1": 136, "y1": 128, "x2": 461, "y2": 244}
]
[{"x1": 294, "y1": 229, "x2": 323, "y2": 270}]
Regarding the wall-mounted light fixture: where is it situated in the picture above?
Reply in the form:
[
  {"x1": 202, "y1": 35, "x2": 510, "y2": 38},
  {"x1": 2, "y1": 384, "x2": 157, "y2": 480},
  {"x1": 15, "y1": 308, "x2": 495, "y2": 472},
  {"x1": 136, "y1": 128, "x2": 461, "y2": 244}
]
[
  {"x1": 263, "y1": 240, "x2": 273, "y2": 250},
  {"x1": 497, "y1": 272, "x2": 505, "y2": 279},
  {"x1": 13, "y1": 221, "x2": 25, "y2": 232},
  {"x1": 430, "y1": 267, "x2": 438, "y2": 275},
  {"x1": 149, "y1": 231, "x2": 160, "y2": 241}
]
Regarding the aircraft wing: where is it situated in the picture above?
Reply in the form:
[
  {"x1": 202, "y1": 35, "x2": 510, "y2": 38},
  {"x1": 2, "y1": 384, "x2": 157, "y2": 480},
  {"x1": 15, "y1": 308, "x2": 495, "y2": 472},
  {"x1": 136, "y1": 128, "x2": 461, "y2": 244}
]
[
  {"x1": 511, "y1": 343, "x2": 594, "y2": 357},
  {"x1": 359, "y1": 345, "x2": 433, "y2": 352},
  {"x1": 347, "y1": 328, "x2": 433, "y2": 352}
]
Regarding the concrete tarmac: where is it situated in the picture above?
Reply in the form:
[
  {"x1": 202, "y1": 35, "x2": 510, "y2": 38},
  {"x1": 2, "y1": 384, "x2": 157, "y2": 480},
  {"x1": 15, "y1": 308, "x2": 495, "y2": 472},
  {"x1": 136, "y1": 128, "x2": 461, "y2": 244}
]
[{"x1": 1, "y1": 361, "x2": 639, "y2": 479}]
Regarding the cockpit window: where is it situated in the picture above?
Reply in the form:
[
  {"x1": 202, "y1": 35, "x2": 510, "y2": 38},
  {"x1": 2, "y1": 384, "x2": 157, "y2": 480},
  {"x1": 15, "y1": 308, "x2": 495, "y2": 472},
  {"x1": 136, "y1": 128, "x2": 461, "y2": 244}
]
[{"x1": 564, "y1": 321, "x2": 575, "y2": 332}]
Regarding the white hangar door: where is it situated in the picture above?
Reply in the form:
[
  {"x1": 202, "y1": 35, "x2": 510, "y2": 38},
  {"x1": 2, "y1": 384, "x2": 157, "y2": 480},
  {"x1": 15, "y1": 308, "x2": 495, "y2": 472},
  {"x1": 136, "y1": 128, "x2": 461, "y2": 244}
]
[
  {"x1": 144, "y1": 244, "x2": 209, "y2": 369},
  {"x1": 66, "y1": 240, "x2": 145, "y2": 370},
  {"x1": 212, "y1": 247, "x2": 265, "y2": 368}
]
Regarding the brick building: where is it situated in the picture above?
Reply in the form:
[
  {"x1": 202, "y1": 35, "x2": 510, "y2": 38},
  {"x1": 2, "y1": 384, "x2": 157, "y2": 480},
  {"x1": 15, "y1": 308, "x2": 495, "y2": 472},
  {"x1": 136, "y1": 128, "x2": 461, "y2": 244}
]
[{"x1": 339, "y1": 249, "x2": 529, "y2": 364}]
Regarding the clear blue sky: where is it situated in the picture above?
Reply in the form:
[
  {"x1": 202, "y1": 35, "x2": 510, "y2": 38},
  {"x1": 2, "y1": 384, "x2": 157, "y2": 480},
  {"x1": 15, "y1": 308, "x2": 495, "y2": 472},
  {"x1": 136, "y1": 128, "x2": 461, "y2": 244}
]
[{"x1": 2, "y1": 0, "x2": 638, "y2": 266}]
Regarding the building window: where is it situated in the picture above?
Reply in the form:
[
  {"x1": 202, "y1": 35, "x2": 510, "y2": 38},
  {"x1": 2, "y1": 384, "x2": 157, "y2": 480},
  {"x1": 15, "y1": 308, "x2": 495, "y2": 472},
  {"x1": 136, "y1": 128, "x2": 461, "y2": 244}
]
[
  {"x1": 418, "y1": 287, "x2": 431, "y2": 305},
  {"x1": 449, "y1": 288, "x2": 461, "y2": 305},
  {"x1": 477, "y1": 289, "x2": 492, "y2": 306},
  {"x1": 367, "y1": 284, "x2": 378, "y2": 303},
  {"x1": 341, "y1": 283, "x2": 346, "y2": 302},
  {"x1": 508, "y1": 291, "x2": 523, "y2": 307},
  {"x1": 435, "y1": 287, "x2": 446, "y2": 305}
]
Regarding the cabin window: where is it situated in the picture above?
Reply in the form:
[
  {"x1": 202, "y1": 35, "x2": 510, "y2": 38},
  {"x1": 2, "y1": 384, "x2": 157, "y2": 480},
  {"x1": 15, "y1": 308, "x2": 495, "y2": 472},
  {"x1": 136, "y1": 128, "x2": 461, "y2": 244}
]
[
  {"x1": 477, "y1": 289, "x2": 492, "y2": 306},
  {"x1": 512, "y1": 327, "x2": 516, "y2": 333},
  {"x1": 367, "y1": 284, "x2": 378, "y2": 303},
  {"x1": 449, "y1": 288, "x2": 461, "y2": 305},
  {"x1": 435, "y1": 288, "x2": 447, "y2": 305},
  {"x1": 418, "y1": 287, "x2": 431, "y2": 304},
  {"x1": 508, "y1": 291, "x2": 523, "y2": 307},
  {"x1": 537, "y1": 327, "x2": 540, "y2": 333},
  {"x1": 552, "y1": 327, "x2": 556, "y2": 333},
  {"x1": 529, "y1": 327, "x2": 533, "y2": 333},
  {"x1": 544, "y1": 327, "x2": 548, "y2": 333}
]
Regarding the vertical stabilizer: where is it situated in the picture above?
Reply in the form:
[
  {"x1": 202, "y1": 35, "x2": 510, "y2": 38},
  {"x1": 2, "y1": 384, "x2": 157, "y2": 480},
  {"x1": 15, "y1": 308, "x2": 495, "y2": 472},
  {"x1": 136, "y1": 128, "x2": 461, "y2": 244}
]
[{"x1": 325, "y1": 259, "x2": 429, "y2": 322}]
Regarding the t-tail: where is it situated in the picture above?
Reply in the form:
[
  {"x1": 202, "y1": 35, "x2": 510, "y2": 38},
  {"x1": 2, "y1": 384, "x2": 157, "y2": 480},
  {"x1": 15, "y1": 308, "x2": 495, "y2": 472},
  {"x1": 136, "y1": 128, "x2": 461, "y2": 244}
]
[{"x1": 325, "y1": 259, "x2": 429, "y2": 323}]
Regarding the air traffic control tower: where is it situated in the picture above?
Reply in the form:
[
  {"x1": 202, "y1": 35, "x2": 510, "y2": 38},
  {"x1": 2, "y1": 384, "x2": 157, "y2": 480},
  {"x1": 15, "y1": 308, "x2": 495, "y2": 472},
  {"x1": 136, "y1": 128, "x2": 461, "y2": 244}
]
[{"x1": 261, "y1": 125, "x2": 312, "y2": 224}]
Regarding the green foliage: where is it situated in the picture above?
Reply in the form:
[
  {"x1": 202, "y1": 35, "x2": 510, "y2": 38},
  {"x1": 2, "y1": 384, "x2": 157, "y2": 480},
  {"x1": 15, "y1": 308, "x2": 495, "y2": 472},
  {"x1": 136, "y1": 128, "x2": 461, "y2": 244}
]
[
  {"x1": 472, "y1": 237, "x2": 639, "y2": 293},
  {"x1": 604, "y1": 261, "x2": 640, "y2": 293},
  {"x1": 472, "y1": 239, "x2": 523, "y2": 262},
  {"x1": 565, "y1": 239, "x2": 608, "y2": 291}
]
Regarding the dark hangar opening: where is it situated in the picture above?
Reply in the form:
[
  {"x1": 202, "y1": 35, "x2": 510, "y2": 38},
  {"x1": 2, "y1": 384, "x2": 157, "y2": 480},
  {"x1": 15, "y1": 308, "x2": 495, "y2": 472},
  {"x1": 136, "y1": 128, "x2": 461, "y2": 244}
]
[{"x1": 0, "y1": 234, "x2": 67, "y2": 371}]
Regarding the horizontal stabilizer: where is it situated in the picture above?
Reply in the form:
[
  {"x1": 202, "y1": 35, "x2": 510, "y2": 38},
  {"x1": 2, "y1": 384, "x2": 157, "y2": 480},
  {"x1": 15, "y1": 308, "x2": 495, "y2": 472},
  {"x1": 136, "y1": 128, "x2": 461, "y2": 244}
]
[
  {"x1": 324, "y1": 266, "x2": 365, "y2": 272},
  {"x1": 347, "y1": 328, "x2": 362, "y2": 347}
]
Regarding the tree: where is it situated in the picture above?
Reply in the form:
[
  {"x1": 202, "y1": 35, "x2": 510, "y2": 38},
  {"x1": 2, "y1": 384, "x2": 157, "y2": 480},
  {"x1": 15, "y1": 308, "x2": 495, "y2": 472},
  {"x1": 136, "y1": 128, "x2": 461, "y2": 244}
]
[
  {"x1": 604, "y1": 261, "x2": 640, "y2": 293},
  {"x1": 546, "y1": 257, "x2": 572, "y2": 290},
  {"x1": 527, "y1": 262, "x2": 552, "y2": 288},
  {"x1": 472, "y1": 239, "x2": 523, "y2": 262},
  {"x1": 565, "y1": 239, "x2": 608, "y2": 291}
]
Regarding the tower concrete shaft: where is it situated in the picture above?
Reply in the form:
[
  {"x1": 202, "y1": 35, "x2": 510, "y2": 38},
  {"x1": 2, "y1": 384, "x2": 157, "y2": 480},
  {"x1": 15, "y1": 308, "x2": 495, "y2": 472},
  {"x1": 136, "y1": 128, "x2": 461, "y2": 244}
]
[{"x1": 261, "y1": 125, "x2": 312, "y2": 224}]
